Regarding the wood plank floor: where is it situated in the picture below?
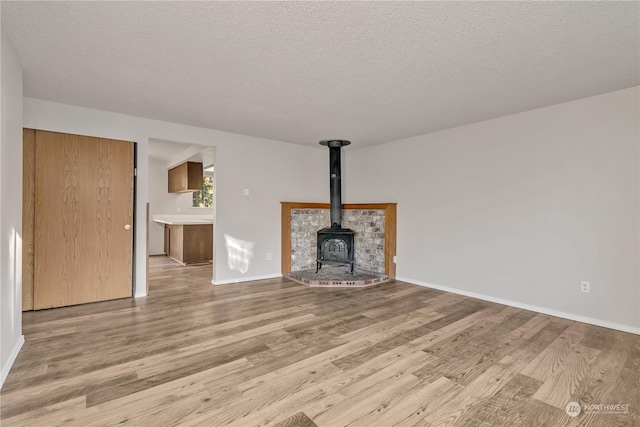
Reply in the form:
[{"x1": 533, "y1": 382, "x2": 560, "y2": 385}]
[{"x1": 1, "y1": 256, "x2": 638, "y2": 426}]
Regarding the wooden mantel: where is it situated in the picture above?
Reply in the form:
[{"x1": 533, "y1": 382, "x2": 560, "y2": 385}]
[{"x1": 281, "y1": 202, "x2": 397, "y2": 279}]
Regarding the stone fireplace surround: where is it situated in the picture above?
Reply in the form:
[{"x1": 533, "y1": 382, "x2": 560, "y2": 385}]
[{"x1": 281, "y1": 202, "x2": 397, "y2": 280}]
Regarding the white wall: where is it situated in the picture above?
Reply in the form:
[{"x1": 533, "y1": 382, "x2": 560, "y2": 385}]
[
  {"x1": 346, "y1": 87, "x2": 640, "y2": 332},
  {"x1": 23, "y1": 98, "x2": 328, "y2": 291},
  {"x1": 148, "y1": 157, "x2": 214, "y2": 255},
  {"x1": 1, "y1": 30, "x2": 24, "y2": 387},
  {"x1": 148, "y1": 157, "x2": 169, "y2": 255}
]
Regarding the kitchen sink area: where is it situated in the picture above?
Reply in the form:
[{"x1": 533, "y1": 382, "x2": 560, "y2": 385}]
[
  {"x1": 153, "y1": 215, "x2": 214, "y2": 226},
  {"x1": 153, "y1": 215, "x2": 214, "y2": 265}
]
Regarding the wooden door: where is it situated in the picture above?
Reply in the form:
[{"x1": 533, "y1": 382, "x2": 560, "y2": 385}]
[{"x1": 34, "y1": 130, "x2": 134, "y2": 309}]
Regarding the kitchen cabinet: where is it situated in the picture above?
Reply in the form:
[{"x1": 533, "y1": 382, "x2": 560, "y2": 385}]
[
  {"x1": 168, "y1": 161, "x2": 203, "y2": 193},
  {"x1": 165, "y1": 224, "x2": 213, "y2": 264}
]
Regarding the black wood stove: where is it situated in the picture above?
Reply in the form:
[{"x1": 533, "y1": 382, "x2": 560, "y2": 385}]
[{"x1": 316, "y1": 139, "x2": 355, "y2": 274}]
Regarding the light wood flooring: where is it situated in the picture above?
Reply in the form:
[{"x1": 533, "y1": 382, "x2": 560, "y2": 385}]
[{"x1": 1, "y1": 256, "x2": 638, "y2": 426}]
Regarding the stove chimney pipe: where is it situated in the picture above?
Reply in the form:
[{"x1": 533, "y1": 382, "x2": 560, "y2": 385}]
[{"x1": 319, "y1": 139, "x2": 350, "y2": 229}]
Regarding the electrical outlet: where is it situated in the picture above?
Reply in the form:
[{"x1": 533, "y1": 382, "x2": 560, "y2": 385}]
[
  {"x1": 267, "y1": 252, "x2": 272, "y2": 261},
  {"x1": 393, "y1": 256, "x2": 397, "y2": 263},
  {"x1": 176, "y1": 207, "x2": 181, "y2": 213},
  {"x1": 581, "y1": 281, "x2": 590, "y2": 293},
  {"x1": 243, "y1": 188, "x2": 250, "y2": 196}
]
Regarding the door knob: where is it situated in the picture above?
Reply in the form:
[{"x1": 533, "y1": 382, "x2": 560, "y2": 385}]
[{"x1": 124, "y1": 224, "x2": 131, "y2": 230}]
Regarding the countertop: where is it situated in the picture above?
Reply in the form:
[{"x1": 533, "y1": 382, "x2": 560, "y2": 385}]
[{"x1": 152, "y1": 215, "x2": 213, "y2": 225}]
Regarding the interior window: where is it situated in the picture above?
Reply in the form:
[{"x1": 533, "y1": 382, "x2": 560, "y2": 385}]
[{"x1": 192, "y1": 175, "x2": 213, "y2": 208}]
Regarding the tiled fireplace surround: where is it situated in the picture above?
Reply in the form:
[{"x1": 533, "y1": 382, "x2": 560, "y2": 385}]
[{"x1": 281, "y1": 202, "x2": 397, "y2": 279}]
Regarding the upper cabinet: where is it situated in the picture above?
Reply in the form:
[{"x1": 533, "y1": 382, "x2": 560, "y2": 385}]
[{"x1": 168, "y1": 161, "x2": 203, "y2": 193}]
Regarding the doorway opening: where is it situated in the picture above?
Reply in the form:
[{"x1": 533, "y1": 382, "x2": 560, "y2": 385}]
[{"x1": 147, "y1": 139, "x2": 216, "y2": 291}]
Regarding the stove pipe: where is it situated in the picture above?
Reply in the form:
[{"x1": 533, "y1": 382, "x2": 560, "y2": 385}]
[{"x1": 319, "y1": 139, "x2": 351, "y2": 229}]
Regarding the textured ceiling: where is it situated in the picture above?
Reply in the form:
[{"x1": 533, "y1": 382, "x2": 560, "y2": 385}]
[{"x1": 2, "y1": 1, "x2": 638, "y2": 148}]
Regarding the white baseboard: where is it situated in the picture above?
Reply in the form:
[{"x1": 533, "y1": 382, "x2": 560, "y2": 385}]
[
  {"x1": 212, "y1": 274, "x2": 282, "y2": 286},
  {"x1": 1, "y1": 335, "x2": 24, "y2": 389},
  {"x1": 397, "y1": 276, "x2": 640, "y2": 335},
  {"x1": 134, "y1": 291, "x2": 148, "y2": 298}
]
